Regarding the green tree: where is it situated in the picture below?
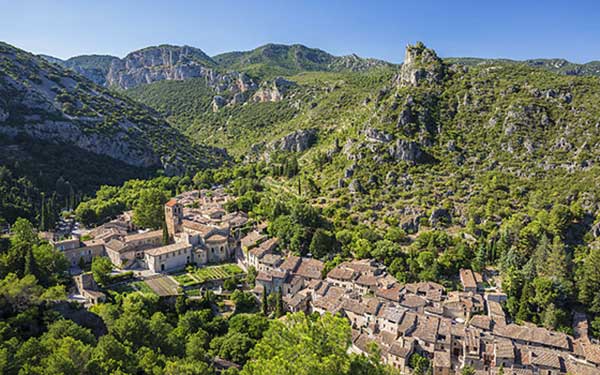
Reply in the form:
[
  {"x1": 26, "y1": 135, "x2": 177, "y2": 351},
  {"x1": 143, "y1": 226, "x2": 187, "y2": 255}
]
[
  {"x1": 275, "y1": 287, "x2": 284, "y2": 318},
  {"x1": 242, "y1": 313, "x2": 352, "y2": 375},
  {"x1": 133, "y1": 188, "x2": 168, "y2": 229},
  {"x1": 162, "y1": 220, "x2": 170, "y2": 245},
  {"x1": 261, "y1": 287, "x2": 268, "y2": 316},
  {"x1": 91, "y1": 257, "x2": 113, "y2": 286},
  {"x1": 309, "y1": 228, "x2": 336, "y2": 259}
]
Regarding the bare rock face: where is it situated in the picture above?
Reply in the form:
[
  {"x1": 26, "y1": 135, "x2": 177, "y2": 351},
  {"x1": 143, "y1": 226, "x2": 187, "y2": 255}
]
[
  {"x1": 236, "y1": 72, "x2": 256, "y2": 92},
  {"x1": 388, "y1": 139, "x2": 428, "y2": 164},
  {"x1": 104, "y1": 45, "x2": 259, "y2": 99},
  {"x1": 269, "y1": 128, "x2": 317, "y2": 152},
  {"x1": 252, "y1": 77, "x2": 296, "y2": 102},
  {"x1": 364, "y1": 127, "x2": 393, "y2": 143},
  {"x1": 394, "y1": 42, "x2": 446, "y2": 87},
  {"x1": 106, "y1": 45, "x2": 216, "y2": 89}
]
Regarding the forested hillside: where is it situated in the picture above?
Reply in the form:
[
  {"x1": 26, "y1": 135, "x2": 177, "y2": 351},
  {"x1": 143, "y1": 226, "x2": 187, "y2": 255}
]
[
  {"x1": 0, "y1": 42, "x2": 227, "y2": 228},
  {"x1": 124, "y1": 42, "x2": 600, "y2": 337}
]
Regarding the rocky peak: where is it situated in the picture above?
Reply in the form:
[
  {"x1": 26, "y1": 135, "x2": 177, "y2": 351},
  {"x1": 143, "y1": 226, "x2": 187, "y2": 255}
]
[{"x1": 395, "y1": 42, "x2": 446, "y2": 87}]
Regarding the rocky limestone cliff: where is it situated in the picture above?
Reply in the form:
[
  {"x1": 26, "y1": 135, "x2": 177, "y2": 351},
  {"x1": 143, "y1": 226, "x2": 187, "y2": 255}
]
[
  {"x1": 0, "y1": 42, "x2": 224, "y2": 173},
  {"x1": 106, "y1": 45, "x2": 217, "y2": 89},
  {"x1": 395, "y1": 42, "x2": 446, "y2": 87}
]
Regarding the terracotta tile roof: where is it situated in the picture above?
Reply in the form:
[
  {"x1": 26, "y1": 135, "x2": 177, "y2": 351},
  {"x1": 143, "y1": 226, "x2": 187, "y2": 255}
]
[
  {"x1": 342, "y1": 298, "x2": 366, "y2": 315},
  {"x1": 524, "y1": 348, "x2": 562, "y2": 369},
  {"x1": 205, "y1": 233, "x2": 228, "y2": 243},
  {"x1": 362, "y1": 297, "x2": 382, "y2": 315},
  {"x1": 295, "y1": 258, "x2": 324, "y2": 280},
  {"x1": 182, "y1": 220, "x2": 213, "y2": 236},
  {"x1": 397, "y1": 311, "x2": 418, "y2": 335},
  {"x1": 241, "y1": 231, "x2": 266, "y2": 248},
  {"x1": 493, "y1": 324, "x2": 570, "y2": 350},
  {"x1": 355, "y1": 274, "x2": 378, "y2": 287},
  {"x1": 312, "y1": 294, "x2": 343, "y2": 314},
  {"x1": 165, "y1": 198, "x2": 178, "y2": 207},
  {"x1": 379, "y1": 305, "x2": 406, "y2": 324},
  {"x1": 256, "y1": 271, "x2": 272, "y2": 282},
  {"x1": 279, "y1": 255, "x2": 301, "y2": 272},
  {"x1": 352, "y1": 332, "x2": 373, "y2": 353},
  {"x1": 400, "y1": 294, "x2": 428, "y2": 309},
  {"x1": 388, "y1": 341, "x2": 412, "y2": 358},
  {"x1": 494, "y1": 338, "x2": 515, "y2": 359},
  {"x1": 327, "y1": 266, "x2": 356, "y2": 281},
  {"x1": 105, "y1": 239, "x2": 127, "y2": 253},
  {"x1": 283, "y1": 291, "x2": 309, "y2": 308},
  {"x1": 145, "y1": 241, "x2": 190, "y2": 257},
  {"x1": 260, "y1": 254, "x2": 283, "y2": 267},
  {"x1": 343, "y1": 259, "x2": 380, "y2": 274},
  {"x1": 460, "y1": 268, "x2": 478, "y2": 289},
  {"x1": 433, "y1": 350, "x2": 451, "y2": 368},
  {"x1": 574, "y1": 340, "x2": 600, "y2": 365},
  {"x1": 375, "y1": 283, "x2": 404, "y2": 302},
  {"x1": 469, "y1": 315, "x2": 492, "y2": 331},
  {"x1": 125, "y1": 229, "x2": 162, "y2": 242},
  {"x1": 412, "y1": 315, "x2": 439, "y2": 343}
]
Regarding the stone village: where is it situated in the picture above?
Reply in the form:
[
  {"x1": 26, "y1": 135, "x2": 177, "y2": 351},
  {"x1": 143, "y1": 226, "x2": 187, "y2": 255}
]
[{"x1": 48, "y1": 188, "x2": 600, "y2": 375}]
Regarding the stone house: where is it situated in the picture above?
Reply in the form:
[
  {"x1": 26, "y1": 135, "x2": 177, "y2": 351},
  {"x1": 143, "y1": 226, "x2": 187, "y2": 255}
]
[
  {"x1": 52, "y1": 238, "x2": 105, "y2": 267},
  {"x1": 74, "y1": 272, "x2": 106, "y2": 305},
  {"x1": 247, "y1": 237, "x2": 278, "y2": 269},
  {"x1": 104, "y1": 230, "x2": 162, "y2": 267},
  {"x1": 144, "y1": 241, "x2": 193, "y2": 273}
]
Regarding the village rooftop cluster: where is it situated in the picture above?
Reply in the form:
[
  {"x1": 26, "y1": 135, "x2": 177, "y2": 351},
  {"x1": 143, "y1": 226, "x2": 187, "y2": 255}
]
[{"x1": 47, "y1": 189, "x2": 600, "y2": 375}]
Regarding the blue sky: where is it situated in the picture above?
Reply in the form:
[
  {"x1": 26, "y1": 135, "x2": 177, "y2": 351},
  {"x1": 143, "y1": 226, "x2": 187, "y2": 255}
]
[{"x1": 1, "y1": 0, "x2": 599, "y2": 63}]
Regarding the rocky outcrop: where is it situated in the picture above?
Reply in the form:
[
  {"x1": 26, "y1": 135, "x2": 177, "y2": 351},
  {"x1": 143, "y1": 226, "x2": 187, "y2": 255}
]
[
  {"x1": 252, "y1": 77, "x2": 296, "y2": 102},
  {"x1": 268, "y1": 128, "x2": 317, "y2": 152},
  {"x1": 364, "y1": 127, "x2": 393, "y2": 143},
  {"x1": 212, "y1": 96, "x2": 227, "y2": 112},
  {"x1": 394, "y1": 42, "x2": 446, "y2": 87},
  {"x1": 400, "y1": 214, "x2": 425, "y2": 233},
  {"x1": 388, "y1": 139, "x2": 429, "y2": 164},
  {"x1": 429, "y1": 208, "x2": 452, "y2": 227},
  {"x1": 503, "y1": 104, "x2": 552, "y2": 136},
  {"x1": 348, "y1": 179, "x2": 365, "y2": 194}
]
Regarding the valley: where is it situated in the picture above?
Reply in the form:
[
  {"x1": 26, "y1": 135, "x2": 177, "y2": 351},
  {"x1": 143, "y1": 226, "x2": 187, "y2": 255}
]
[{"x1": 2, "y1": 36, "x2": 600, "y2": 375}]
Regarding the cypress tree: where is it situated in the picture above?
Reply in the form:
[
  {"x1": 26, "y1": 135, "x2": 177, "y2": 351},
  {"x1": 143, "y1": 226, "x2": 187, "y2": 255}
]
[
  {"x1": 262, "y1": 287, "x2": 268, "y2": 316},
  {"x1": 24, "y1": 247, "x2": 36, "y2": 277},
  {"x1": 40, "y1": 193, "x2": 46, "y2": 231},
  {"x1": 275, "y1": 287, "x2": 284, "y2": 318},
  {"x1": 162, "y1": 220, "x2": 170, "y2": 245}
]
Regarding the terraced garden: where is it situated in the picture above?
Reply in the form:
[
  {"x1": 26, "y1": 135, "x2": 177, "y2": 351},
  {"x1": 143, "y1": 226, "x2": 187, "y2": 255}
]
[
  {"x1": 172, "y1": 263, "x2": 245, "y2": 287},
  {"x1": 108, "y1": 280, "x2": 157, "y2": 295}
]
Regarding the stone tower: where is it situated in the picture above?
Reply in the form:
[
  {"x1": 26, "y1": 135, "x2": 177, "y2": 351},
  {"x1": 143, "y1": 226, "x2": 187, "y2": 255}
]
[{"x1": 164, "y1": 199, "x2": 182, "y2": 238}]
